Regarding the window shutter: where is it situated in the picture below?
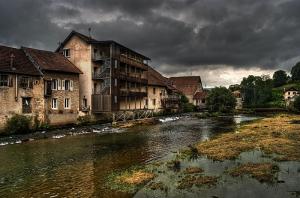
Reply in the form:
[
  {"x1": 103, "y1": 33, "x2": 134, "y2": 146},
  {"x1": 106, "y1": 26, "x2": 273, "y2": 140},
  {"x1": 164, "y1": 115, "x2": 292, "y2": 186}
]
[
  {"x1": 58, "y1": 79, "x2": 62, "y2": 90},
  {"x1": 70, "y1": 80, "x2": 74, "y2": 91},
  {"x1": 62, "y1": 80, "x2": 65, "y2": 90}
]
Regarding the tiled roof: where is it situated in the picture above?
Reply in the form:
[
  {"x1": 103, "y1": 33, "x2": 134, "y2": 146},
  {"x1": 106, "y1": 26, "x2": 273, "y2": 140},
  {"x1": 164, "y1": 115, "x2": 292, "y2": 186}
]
[
  {"x1": 193, "y1": 91, "x2": 208, "y2": 99},
  {"x1": 168, "y1": 76, "x2": 202, "y2": 96},
  {"x1": 148, "y1": 67, "x2": 181, "y2": 94},
  {"x1": 56, "y1": 30, "x2": 151, "y2": 60},
  {"x1": 23, "y1": 47, "x2": 82, "y2": 74},
  {"x1": 0, "y1": 45, "x2": 41, "y2": 76},
  {"x1": 148, "y1": 67, "x2": 167, "y2": 87}
]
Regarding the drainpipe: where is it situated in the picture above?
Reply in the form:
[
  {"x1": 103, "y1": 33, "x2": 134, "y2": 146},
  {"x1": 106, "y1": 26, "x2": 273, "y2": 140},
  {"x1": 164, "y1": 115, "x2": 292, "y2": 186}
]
[{"x1": 15, "y1": 74, "x2": 18, "y2": 101}]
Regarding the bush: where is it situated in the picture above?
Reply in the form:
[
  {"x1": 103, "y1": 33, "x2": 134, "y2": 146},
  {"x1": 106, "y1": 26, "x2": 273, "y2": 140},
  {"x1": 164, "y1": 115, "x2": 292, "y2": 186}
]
[
  {"x1": 183, "y1": 103, "x2": 195, "y2": 112},
  {"x1": 77, "y1": 115, "x2": 92, "y2": 125},
  {"x1": 5, "y1": 114, "x2": 32, "y2": 134}
]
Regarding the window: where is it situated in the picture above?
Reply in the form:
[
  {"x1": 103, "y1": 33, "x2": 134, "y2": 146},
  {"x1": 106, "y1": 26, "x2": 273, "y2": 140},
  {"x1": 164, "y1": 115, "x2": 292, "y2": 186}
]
[
  {"x1": 153, "y1": 88, "x2": 156, "y2": 95},
  {"x1": 20, "y1": 76, "x2": 32, "y2": 89},
  {"x1": 52, "y1": 98, "x2": 58, "y2": 109},
  {"x1": 114, "y1": 79, "x2": 117, "y2": 87},
  {"x1": 63, "y1": 49, "x2": 70, "y2": 57},
  {"x1": 145, "y1": 99, "x2": 148, "y2": 106},
  {"x1": 83, "y1": 98, "x2": 88, "y2": 107},
  {"x1": 22, "y1": 98, "x2": 32, "y2": 113},
  {"x1": 64, "y1": 98, "x2": 71, "y2": 109},
  {"x1": 114, "y1": 60, "x2": 118, "y2": 68},
  {"x1": 0, "y1": 74, "x2": 9, "y2": 87},
  {"x1": 65, "y1": 80, "x2": 70, "y2": 90},
  {"x1": 51, "y1": 79, "x2": 58, "y2": 90},
  {"x1": 202, "y1": 99, "x2": 206, "y2": 103},
  {"x1": 114, "y1": 96, "x2": 118, "y2": 103},
  {"x1": 152, "y1": 99, "x2": 156, "y2": 106}
]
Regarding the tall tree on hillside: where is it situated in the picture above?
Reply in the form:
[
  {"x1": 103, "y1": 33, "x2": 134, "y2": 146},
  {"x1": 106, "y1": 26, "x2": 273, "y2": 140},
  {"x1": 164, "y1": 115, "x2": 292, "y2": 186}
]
[
  {"x1": 273, "y1": 70, "x2": 288, "y2": 87},
  {"x1": 291, "y1": 62, "x2": 300, "y2": 81},
  {"x1": 206, "y1": 87, "x2": 236, "y2": 113}
]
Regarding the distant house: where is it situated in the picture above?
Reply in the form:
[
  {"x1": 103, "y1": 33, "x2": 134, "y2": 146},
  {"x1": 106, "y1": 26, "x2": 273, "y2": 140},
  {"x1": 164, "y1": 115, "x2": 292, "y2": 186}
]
[
  {"x1": 147, "y1": 67, "x2": 180, "y2": 112},
  {"x1": 283, "y1": 87, "x2": 299, "y2": 106},
  {"x1": 168, "y1": 76, "x2": 206, "y2": 108},
  {"x1": 0, "y1": 45, "x2": 81, "y2": 130},
  {"x1": 193, "y1": 90, "x2": 208, "y2": 110}
]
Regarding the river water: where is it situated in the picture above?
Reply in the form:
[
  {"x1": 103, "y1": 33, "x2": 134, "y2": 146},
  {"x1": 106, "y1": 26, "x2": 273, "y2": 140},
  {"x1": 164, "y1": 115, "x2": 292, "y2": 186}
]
[{"x1": 0, "y1": 115, "x2": 265, "y2": 197}]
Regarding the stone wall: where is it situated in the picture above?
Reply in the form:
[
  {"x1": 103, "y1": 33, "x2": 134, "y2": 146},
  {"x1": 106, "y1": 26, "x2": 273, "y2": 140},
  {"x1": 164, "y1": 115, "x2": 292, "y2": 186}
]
[
  {"x1": 0, "y1": 74, "x2": 43, "y2": 131},
  {"x1": 44, "y1": 72, "x2": 80, "y2": 125}
]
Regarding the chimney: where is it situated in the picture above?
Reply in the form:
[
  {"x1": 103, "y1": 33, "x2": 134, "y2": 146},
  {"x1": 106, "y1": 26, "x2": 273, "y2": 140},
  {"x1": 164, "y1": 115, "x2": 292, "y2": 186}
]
[
  {"x1": 10, "y1": 53, "x2": 16, "y2": 70},
  {"x1": 88, "y1": 27, "x2": 92, "y2": 38}
]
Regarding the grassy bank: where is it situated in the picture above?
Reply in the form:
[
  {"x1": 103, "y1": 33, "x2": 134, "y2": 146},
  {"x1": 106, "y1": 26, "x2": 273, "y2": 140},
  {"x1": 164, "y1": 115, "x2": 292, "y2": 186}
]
[{"x1": 196, "y1": 114, "x2": 300, "y2": 161}]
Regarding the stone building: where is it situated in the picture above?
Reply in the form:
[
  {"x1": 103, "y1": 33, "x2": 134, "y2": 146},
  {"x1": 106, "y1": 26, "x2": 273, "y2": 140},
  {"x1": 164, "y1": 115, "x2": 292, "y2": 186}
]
[
  {"x1": 168, "y1": 76, "x2": 204, "y2": 105},
  {"x1": 147, "y1": 67, "x2": 180, "y2": 112},
  {"x1": 0, "y1": 45, "x2": 81, "y2": 130},
  {"x1": 56, "y1": 31, "x2": 150, "y2": 115}
]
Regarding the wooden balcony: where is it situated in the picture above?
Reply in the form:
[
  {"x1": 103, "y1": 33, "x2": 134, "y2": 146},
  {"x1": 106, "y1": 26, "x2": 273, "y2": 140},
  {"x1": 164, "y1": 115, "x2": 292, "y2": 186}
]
[
  {"x1": 116, "y1": 72, "x2": 148, "y2": 84},
  {"x1": 120, "y1": 55, "x2": 148, "y2": 70},
  {"x1": 92, "y1": 94, "x2": 111, "y2": 112},
  {"x1": 120, "y1": 90, "x2": 147, "y2": 98}
]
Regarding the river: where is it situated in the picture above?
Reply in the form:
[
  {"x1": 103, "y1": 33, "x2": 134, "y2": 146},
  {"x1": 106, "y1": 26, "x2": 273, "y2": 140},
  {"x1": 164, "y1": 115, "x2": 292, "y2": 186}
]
[{"x1": 0, "y1": 115, "x2": 261, "y2": 197}]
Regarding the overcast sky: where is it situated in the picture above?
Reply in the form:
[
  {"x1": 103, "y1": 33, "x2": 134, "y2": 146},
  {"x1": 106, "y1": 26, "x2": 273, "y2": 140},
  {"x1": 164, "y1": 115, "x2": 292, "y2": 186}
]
[{"x1": 1, "y1": 0, "x2": 300, "y2": 87}]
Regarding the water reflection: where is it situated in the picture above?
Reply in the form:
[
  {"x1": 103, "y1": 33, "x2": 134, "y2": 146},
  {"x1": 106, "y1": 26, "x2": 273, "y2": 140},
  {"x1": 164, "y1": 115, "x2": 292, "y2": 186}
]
[{"x1": 0, "y1": 115, "x2": 259, "y2": 197}]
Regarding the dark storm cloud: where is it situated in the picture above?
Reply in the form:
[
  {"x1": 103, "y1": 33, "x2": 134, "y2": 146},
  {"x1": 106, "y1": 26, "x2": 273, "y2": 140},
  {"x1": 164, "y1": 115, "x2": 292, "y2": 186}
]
[{"x1": 1, "y1": 0, "x2": 300, "y2": 76}]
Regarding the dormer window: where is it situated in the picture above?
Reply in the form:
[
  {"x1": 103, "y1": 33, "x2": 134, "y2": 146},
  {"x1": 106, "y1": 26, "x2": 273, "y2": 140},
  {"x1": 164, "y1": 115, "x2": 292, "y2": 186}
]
[{"x1": 63, "y1": 49, "x2": 70, "y2": 58}]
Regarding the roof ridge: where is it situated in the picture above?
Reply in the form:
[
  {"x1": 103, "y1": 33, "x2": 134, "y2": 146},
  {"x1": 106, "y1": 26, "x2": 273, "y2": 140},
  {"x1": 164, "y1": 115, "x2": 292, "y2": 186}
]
[{"x1": 21, "y1": 47, "x2": 44, "y2": 76}]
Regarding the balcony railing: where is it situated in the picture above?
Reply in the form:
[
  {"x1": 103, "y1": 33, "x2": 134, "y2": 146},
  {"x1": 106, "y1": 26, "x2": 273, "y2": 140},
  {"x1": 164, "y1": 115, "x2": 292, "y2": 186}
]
[
  {"x1": 120, "y1": 90, "x2": 147, "y2": 98},
  {"x1": 120, "y1": 55, "x2": 148, "y2": 70}
]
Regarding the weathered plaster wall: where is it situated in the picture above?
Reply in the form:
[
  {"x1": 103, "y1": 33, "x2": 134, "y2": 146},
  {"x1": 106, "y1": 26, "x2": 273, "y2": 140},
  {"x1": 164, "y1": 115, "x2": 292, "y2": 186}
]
[{"x1": 63, "y1": 35, "x2": 92, "y2": 112}]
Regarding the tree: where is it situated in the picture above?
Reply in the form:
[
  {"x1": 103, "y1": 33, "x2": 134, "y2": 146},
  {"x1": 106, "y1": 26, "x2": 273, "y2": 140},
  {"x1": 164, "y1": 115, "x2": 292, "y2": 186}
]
[
  {"x1": 291, "y1": 62, "x2": 300, "y2": 82},
  {"x1": 293, "y1": 96, "x2": 300, "y2": 112},
  {"x1": 206, "y1": 87, "x2": 236, "y2": 113},
  {"x1": 273, "y1": 70, "x2": 288, "y2": 87},
  {"x1": 240, "y1": 75, "x2": 273, "y2": 107},
  {"x1": 229, "y1": 84, "x2": 241, "y2": 92}
]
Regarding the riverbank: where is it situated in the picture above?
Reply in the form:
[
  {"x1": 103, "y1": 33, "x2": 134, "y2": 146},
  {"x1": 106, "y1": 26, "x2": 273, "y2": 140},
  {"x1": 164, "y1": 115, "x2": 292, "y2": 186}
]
[{"x1": 196, "y1": 114, "x2": 300, "y2": 161}]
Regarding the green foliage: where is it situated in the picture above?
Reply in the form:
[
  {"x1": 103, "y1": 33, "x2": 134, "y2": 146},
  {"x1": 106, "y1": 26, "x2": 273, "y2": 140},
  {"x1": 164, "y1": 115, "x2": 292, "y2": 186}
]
[
  {"x1": 206, "y1": 87, "x2": 236, "y2": 113},
  {"x1": 5, "y1": 114, "x2": 32, "y2": 134},
  {"x1": 273, "y1": 70, "x2": 288, "y2": 87},
  {"x1": 291, "y1": 62, "x2": 300, "y2": 82},
  {"x1": 180, "y1": 94, "x2": 189, "y2": 104},
  {"x1": 293, "y1": 96, "x2": 300, "y2": 112},
  {"x1": 179, "y1": 94, "x2": 195, "y2": 112},
  {"x1": 267, "y1": 89, "x2": 285, "y2": 108},
  {"x1": 241, "y1": 75, "x2": 273, "y2": 108},
  {"x1": 183, "y1": 103, "x2": 195, "y2": 112}
]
